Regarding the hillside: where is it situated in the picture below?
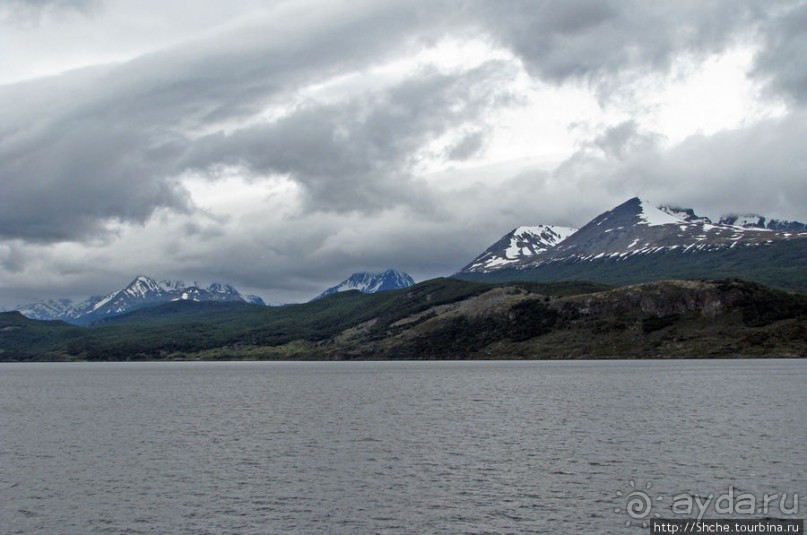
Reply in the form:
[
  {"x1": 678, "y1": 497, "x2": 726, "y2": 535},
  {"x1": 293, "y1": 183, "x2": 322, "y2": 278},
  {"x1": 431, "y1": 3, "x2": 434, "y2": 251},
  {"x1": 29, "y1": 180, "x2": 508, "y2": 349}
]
[{"x1": 1, "y1": 278, "x2": 804, "y2": 361}]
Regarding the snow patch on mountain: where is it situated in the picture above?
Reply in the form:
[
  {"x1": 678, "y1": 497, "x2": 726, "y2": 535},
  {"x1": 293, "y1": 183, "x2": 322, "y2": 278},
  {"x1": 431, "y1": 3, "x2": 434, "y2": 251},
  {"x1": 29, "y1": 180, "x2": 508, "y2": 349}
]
[
  {"x1": 504, "y1": 226, "x2": 577, "y2": 258},
  {"x1": 637, "y1": 199, "x2": 684, "y2": 226}
]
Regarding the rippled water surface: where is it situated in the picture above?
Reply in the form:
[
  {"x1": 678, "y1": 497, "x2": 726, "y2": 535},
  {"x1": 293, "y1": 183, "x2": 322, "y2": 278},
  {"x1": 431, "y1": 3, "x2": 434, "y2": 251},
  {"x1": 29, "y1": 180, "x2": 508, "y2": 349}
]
[{"x1": 1, "y1": 360, "x2": 805, "y2": 534}]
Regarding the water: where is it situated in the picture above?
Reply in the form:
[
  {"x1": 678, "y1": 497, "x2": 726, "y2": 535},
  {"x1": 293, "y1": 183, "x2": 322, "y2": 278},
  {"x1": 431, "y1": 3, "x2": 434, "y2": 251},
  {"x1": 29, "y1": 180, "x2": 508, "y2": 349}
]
[{"x1": 1, "y1": 360, "x2": 805, "y2": 534}]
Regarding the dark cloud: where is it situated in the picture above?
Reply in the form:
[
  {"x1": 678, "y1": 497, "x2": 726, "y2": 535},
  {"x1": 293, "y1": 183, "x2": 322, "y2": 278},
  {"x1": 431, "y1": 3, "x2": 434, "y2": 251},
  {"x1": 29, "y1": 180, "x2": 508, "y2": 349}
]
[
  {"x1": 0, "y1": 97, "x2": 192, "y2": 240},
  {"x1": 475, "y1": 0, "x2": 777, "y2": 88}
]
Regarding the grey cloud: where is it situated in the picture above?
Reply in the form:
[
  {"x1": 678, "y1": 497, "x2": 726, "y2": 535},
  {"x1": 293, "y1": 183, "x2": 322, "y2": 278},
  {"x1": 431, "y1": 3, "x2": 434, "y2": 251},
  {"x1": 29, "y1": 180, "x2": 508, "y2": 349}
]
[
  {"x1": 3, "y1": 0, "x2": 801, "y2": 245},
  {"x1": 0, "y1": 0, "x2": 100, "y2": 26},
  {"x1": 182, "y1": 61, "x2": 518, "y2": 214},
  {"x1": 0, "y1": 1, "x2": 446, "y2": 242},
  {"x1": 0, "y1": 108, "x2": 192, "y2": 241},
  {"x1": 753, "y1": 1, "x2": 807, "y2": 104},
  {"x1": 550, "y1": 112, "x2": 807, "y2": 221},
  {"x1": 446, "y1": 130, "x2": 488, "y2": 161},
  {"x1": 634, "y1": 113, "x2": 807, "y2": 220},
  {"x1": 474, "y1": 0, "x2": 782, "y2": 91}
]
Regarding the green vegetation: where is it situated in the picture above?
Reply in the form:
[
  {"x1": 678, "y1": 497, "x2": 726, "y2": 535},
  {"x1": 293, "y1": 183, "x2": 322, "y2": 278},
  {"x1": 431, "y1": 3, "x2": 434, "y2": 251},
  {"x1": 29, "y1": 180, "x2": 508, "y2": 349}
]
[
  {"x1": 0, "y1": 312, "x2": 86, "y2": 361},
  {"x1": 713, "y1": 279, "x2": 807, "y2": 327}
]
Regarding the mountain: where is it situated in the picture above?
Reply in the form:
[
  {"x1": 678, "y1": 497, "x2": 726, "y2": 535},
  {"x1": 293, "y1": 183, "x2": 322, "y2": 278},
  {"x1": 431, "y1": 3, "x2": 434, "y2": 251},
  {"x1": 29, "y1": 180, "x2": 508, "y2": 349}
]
[
  {"x1": 313, "y1": 269, "x2": 415, "y2": 301},
  {"x1": 13, "y1": 275, "x2": 265, "y2": 325},
  {"x1": 461, "y1": 225, "x2": 578, "y2": 273},
  {"x1": 456, "y1": 197, "x2": 807, "y2": 291}
]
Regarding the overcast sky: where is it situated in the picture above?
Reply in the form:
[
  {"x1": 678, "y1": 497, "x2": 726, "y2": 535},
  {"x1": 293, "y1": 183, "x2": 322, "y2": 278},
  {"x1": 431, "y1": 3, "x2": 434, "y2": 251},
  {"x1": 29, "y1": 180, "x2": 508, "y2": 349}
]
[{"x1": 1, "y1": 0, "x2": 806, "y2": 306}]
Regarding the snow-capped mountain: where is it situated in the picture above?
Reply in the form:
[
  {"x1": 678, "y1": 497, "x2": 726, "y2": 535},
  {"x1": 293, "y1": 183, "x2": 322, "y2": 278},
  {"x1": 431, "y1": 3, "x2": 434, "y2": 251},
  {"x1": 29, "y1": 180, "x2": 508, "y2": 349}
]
[
  {"x1": 548, "y1": 198, "x2": 804, "y2": 259},
  {"x1": 456, "y1": 197, "x2": 807, "y2": 282},
  {"x1": 313, "y1": 270, "x2": 415, "y2": 301},
  {"x1": 13, "y1": 275, "x2": 265, "y2": 325},
  {"x1": 461, "y1": 225, "x2": 578, "y2": 273}
]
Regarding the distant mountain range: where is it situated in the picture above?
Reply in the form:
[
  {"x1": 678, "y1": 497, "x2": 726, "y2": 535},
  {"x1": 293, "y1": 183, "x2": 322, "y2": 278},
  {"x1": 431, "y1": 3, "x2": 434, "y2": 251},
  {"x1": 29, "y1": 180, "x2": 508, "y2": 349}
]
[
  {"x1": 7, "y1": 198, "x2": 805, "y2": 325},
  {"x1": 313, "y1": 269, "x2": 415, "y2": 301},
  {"x1": 12, "y1": 270, "x2": 417, "y2": 324},
  {"x1": 12, "y1": 275, "x2": 265, "y2": 325},
  {"x1": 456, "y1": 197, "x2": 807, "y2": 291}
]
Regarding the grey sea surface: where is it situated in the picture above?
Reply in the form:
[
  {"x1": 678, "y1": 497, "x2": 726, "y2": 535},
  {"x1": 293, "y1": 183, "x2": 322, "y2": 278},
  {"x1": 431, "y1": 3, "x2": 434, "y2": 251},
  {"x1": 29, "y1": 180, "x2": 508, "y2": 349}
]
[{"x1": 1, "y1": 359, "x2": 805, "y2": 534}]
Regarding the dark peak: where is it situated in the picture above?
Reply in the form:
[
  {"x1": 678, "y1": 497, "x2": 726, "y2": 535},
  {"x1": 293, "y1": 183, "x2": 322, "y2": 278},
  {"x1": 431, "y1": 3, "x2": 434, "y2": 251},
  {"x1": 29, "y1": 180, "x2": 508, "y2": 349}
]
[
  {"x1": 208, "y1": 282, "x2": 237, "y2": 293},
  {"x1": 719, "y1": 214, "x2": 764, "y2": 227},
  {"x1": 581, "y1": 197, "x2": 644, "y2": 229}
]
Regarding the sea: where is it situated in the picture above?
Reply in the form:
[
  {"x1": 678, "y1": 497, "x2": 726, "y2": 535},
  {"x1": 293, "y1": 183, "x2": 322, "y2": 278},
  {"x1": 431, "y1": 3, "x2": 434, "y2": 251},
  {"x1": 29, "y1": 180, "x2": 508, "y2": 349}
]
[{"x1": 1, "y1": 359, "x2": 805, "y2": 534}]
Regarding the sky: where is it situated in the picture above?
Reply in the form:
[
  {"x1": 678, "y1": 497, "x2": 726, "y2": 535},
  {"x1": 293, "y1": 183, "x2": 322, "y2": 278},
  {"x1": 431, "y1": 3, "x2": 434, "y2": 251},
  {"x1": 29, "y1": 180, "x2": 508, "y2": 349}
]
[{"x1": 1, "y1": 0, "x2": 806, "y2": 306}]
